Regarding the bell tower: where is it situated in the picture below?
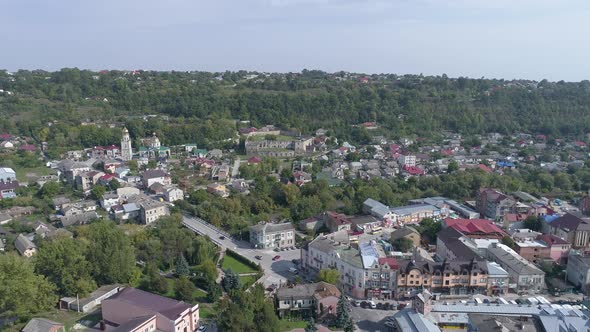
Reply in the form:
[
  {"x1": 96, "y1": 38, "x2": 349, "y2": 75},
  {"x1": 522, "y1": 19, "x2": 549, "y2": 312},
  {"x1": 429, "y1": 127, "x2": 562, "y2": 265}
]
[{"x1": 121, "y1": 127, "x2": 133, "y2": 161}]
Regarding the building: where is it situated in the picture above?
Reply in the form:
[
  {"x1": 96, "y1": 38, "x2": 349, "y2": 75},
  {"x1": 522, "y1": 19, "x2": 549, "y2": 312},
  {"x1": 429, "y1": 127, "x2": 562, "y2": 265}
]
[
  {"x1": 363, "y1": 198, "x2": 393, "y2": 221},
  {"x1": 0, "y1": 180, "x2": 19, "y2": 199},
  {"x1": 409, "y1": 197, "x2": 479, "y2": 219},
  {"x1": 15, "y1": 233, "x2": 37, "y2": 257},
  {"x1": 536, "y1": 234, "x2": 571, "y2": 265},
  {"x1": 249, "y1": 222, "x2": 295, "y2": 249},
  {"x1": 436, "y1": 227, "x2": 479, "y2": 261},
  {"x1": 389, "y1": 204, "x2": 440, "y2": 225},
  {"x1": 139, "y1": 133, "x2": 170, "y2": 159},
  {"x1": 275, "y1": 282, "x2": 340, "y2": 320},
  {"x1": 485, "y1": 261, "x2": 509, "y2": 296},
  {"x1": 21, "y1": 318, "x2": 65, "y2": 332},
  {"x1": 566, "y1": 251, "x2": 590, "y2": 293},
  {"x1": 324, "y1": 212, "x2": 352, "y2": 232},
  {"x1": 60, "y1": 284, "x2": 122, "y2": 313},
  {"x1": 443, "y1": 218, "x2": 506, "y2": 240},
  {"x1": 127, "y1": 195, "x2": 169, "y2": 224},
  {"x1": 349, "y1": 215, "x2": 381, "y2": 233},
  {"x1": 512, "y1": 239, "x2": 550, "y2": 264},
  {"x1": 390, "y1": 226, "x2": 421, "y2": 248},
  {"x1": 476, "y1": 188, "x2": 516, "y2": 220},
  {"x1": 0, "y1": 167, "x2": 16, "y2": 182},
  {"x1": 163, "y1": 187, "x2": 184, "y2": 202},
  {"x1": 398, "y1": 154, "x2": 416, "y2": 167},
  {"x1": 142, "y1": 169, "x2": 171, "y2": 188},
  {"x1": 548, "y1": 212, "x2": 590, "y2": 249},
  {"x1": 485, "y1": 243, "x2": 545, "y2": 292},
  {"x1": 101, "y1": 287, "x2": 199, "y2": 332},
  {"x1": 396, "y1": 257, "x2": 489, "y2": 299},
  {"x1": 245, "y1": 134, "x2": 313, "y2": 157},
  {"x1": 120, "y1": 127, "x2": 133, "y2": 161}
]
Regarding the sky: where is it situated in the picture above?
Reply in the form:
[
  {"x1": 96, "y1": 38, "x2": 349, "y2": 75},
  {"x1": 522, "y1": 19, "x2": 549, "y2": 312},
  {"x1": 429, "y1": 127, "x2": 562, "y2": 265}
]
[{"x1": 2, "y1": 0, "x2": 590, "y2": 81}]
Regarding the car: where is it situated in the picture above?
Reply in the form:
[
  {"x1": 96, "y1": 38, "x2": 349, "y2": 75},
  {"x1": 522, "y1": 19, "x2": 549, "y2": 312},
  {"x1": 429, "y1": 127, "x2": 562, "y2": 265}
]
[
  {"x1": 368, "y1": 301, "x2": 377, "y2": 309},
  {"x1": 273, "y1": 255, "x2": 281, "y2": 261},
  {"x1": 219, "y1": 235, "x2": 225, "y2": 240},
  {"x1": 353, "y1": 300, "x2": 361, "y2": 307},
  {"x1": 274, "y1": 248, "x2": 280, "y2": 252},
  {"x1": 397, "y1": 303, "x2": 407, "y2": 310},
  {"x1": 291, "y1": 259, "x2": 299, "y2": 265},
  {"x1": 197, "y1": 326, "x2": 207, "y2": 332},
  {"x1": 255, "y1": 255, "x2": 263, "y2": 260},
  {"x1": 289, "y1": 267, "x2": 299, "y2": 274}
]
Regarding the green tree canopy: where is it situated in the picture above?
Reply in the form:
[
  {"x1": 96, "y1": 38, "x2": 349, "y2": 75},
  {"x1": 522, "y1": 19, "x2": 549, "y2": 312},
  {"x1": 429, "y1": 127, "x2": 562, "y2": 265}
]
[{"x1": 316, "y1": 268, "x2": 340, "y2": 285}]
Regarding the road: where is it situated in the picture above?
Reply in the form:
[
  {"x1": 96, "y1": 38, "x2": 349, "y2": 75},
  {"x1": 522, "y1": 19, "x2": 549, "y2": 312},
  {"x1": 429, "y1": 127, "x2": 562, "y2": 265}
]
[
  {"x1": 182, "y1": 215, "x2": 301, "y2": 288},
  {"x1": 351, "y1": 306, "x2": 396, "y2": 332}
]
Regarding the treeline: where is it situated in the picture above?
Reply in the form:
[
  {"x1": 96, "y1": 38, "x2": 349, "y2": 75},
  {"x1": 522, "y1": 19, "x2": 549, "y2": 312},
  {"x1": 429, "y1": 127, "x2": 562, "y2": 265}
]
[{"x1": 3, "y1": 69, "x2": 590, "y2": 145}]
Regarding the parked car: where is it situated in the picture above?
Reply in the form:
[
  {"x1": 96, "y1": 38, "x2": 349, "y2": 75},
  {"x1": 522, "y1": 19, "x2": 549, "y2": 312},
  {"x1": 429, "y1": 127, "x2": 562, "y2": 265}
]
[
  {"x1": 197, "y1": 326, "x2": 207, "y2": 332},
  {"x1": 255, "y1": 255, "x2": 263, "y2": 260},
  {"x1": 219, "y1": 235, "x2": 225, "y2": 240},
  {"x1": 360, "y1": 301, "x2": 369, "y2": 308},
  {"x1": 353, "y1": 300, "x2": 361, "y2": 307},
  {"x1": 368, "y1": 301, "x2": 377, "y2": 309},
  {"x1": 397, "y1": 303, "x2": 407, "y2": 310},
  {"x1": 272, "y1": 255, "x2": 281, "y2": 261}
]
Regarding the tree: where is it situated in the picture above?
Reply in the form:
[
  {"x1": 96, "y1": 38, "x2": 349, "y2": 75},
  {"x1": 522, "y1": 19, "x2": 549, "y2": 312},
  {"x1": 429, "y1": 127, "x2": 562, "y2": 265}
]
[
  {"x1": 197, "y1": 259, "x2": 218, "y2": 284},
  {"x1": 335, "y1": 293, "x2": 352, "y2": 329},
  {"x1": 523, "y1": 215, "x2": 542, "y2": 231},
  {"x1": 37, "y1": 181, "x2": 60, "y2": 199},
  {"x1": 91, "y1": 184, "x2": 106, "y2": 200},
  {"x1": 175, "y1": 254, "x2": 190, "y2": 277},
  {"x1": 109, "y1": 178, "x2": 121, "y2": 190},
  {"x1": 175, "y1": 276, "x2": 197, "y2": 302},
  {"x1": 206, "y1": 281, "x2": 222, "y2": 302},
  {"x1": 305, "y1": 317, "x2": 318, "y2": 332},
  {"x1": 501, "y1": 235, "x2": 516, "y2": 249},
  {"x1": 0, "y1": 254, "x2": 57, "y2": 318},
  {"x1": 417, "y1": 218, "x2": 441, "y2": 243},
  {"x1": 85, "y1": 221, "x2": 136, "y2": 284},
  {"x1": 222, "y1": 268, "x2": 241, "y2": 291},
  {"x1": 34, "y1": 237, "x2": 96, "y2": 297},
  {"x1": 447, "y1": 160, "x2": 459, "y2": 173},
  {"x1": 392, "y1": 238, "x2": 414, "y2": 252},
  {"x1": 317, "y1": 269, "x2": 340, "y2": 285}
]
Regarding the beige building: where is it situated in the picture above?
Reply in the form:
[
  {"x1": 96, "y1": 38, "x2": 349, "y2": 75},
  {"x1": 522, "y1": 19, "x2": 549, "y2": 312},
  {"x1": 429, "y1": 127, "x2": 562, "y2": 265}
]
[
  {"x1": 127, "y1": 195, "x2": 169, "y2": 224},
  {"x1": 249, "y1": 222, "x2": 295, "y2": 249}
]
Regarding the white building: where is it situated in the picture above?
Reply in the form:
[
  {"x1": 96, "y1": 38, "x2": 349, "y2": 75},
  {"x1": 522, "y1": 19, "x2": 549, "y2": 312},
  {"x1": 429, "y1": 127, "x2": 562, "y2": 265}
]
[
  {"x1": 120, "y1": 127, "x2": 133, "y2": 161},
  {"x1": 163, "y1": 187, "x2": 183, "y2": 202},
  {"x1": 398, "y1": 154, "x2": 416, "y2": 167}
]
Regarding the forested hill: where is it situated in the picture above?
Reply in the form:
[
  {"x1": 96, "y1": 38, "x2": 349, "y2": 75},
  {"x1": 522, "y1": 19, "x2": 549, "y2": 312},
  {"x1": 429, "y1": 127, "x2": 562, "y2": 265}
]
[{"x1": 1, "y1": 68, "x2": 590, "y2": 140}]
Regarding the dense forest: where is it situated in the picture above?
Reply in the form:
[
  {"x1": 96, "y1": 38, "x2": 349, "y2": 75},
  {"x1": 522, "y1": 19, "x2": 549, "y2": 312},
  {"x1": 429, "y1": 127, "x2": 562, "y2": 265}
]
[{"x1": 2, "y1": 69, "x2": 590, "y2": 151}]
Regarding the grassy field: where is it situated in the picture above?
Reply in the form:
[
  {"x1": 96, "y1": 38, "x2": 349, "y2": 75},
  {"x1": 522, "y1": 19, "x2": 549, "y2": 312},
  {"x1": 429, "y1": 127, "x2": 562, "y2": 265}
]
[
  {"x1": 15, "y1": 166, "x2": 54, "y2": 182},
  {"x1": 221, "y1": 255, "x2": 257, "y2": 274},
  {"x1": 239, "y1": 275, "x2": 259, "y2": 289},
  {"x1": 277, "y1": 318, "x2": 308, "y2": 331}
]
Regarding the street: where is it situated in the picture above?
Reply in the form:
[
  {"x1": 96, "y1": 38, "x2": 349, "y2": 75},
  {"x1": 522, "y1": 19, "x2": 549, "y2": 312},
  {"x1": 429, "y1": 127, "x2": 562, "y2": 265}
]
[
  {"x1": 182, "y1": 215, "x2": 301, "y2": 287},
  {"x1": 351, "y1": 306, "x2": 396, "y2": 332}
]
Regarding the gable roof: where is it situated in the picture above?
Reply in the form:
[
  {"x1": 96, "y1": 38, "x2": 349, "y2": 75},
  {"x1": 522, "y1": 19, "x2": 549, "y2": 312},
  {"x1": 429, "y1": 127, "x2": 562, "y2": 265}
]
[
  {"x1": 15, "y1": 233, "x2": 36, "y2": 254},
  {"x1": 391, "y1": 226, "x2": 420, "y2": 241},
  {"x1": 444, "y1": 218, "x2": 506, "y2": 236},
  {"x1": 22, "y1": 318, "x2": 64, "y2": 332},
  {"x1": 550, "y1": 213, "x2": 590, "y2": 232}
]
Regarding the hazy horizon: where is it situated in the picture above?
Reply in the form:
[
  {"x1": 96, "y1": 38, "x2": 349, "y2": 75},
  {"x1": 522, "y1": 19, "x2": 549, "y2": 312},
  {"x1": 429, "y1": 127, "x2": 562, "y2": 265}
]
[{"x1": 3, "y1": 0, "x2": 590, "y2": 82}]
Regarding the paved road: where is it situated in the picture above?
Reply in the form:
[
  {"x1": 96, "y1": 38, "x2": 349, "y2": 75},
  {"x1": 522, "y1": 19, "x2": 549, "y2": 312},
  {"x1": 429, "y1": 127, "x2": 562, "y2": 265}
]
[
  {"x1": 351, "y1": 306, "x2": 396, "y2": 332},
  {"x1": 182, "y1": 215, "x2": 301, "y2": 288}
]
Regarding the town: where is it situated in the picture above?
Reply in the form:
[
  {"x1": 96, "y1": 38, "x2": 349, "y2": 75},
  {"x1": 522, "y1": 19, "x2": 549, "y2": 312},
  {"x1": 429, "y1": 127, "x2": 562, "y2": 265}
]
[{"x1": 2, "y1": 81, "x2": 590, "y2": 332}]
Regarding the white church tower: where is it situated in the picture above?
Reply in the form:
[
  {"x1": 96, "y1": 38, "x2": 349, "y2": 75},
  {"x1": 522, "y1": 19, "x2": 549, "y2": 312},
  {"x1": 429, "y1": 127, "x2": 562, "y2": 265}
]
[{"x1": 121, "y1": 127, "x2": 133, "y2": 161}]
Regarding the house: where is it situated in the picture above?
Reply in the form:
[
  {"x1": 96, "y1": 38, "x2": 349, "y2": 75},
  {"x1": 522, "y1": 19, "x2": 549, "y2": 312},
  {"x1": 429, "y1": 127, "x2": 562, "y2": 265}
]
[
  {"x1": 52, "y1": 196, "x2": 71, "y2": 210},
  {"x1": 101, "y1": 193, "x2": 120, "y2": 210},
  {"x1": 101, "y1": 287, "x2": 199, "y2": 332},
  {"x1": 0, "y1": 167, "x2": 16, "y2": 182},
  {"x1": 275, "y1": 282, "x2": 340, "y2": 320},
  {"x1": 21, "y1": 318, "x2": 65, "y2": 332},
  {"x1": 348, "y1": 215, "x2": 381, "y2": 233},
  {"x1": 249, "y1": 222, "x2": 295, "y2": 249},
  {"x1": 536, "y1": 234, "x2": 571, "y2": 265},
  {"x1": 0, "y1": 141, "x2": 14, "y2": 149},
  {"x1": 57, "y1": 159, "x2": 93, "y2": 184},
  {"x1": 0, "y1": 180, "x2": 19, "y2": 199},
  {"x1": 208, "y1": 149, "x2": 223, "y2": 159},
  {"x1": 127, "y1": 195, "x2": 169, "y2": 224},
  {"x1": 324, "y1": 212, "x2": 352, "y2": 232},
  {"x1": 33, "y1": 222, "x2": 72, "y2": 239},
  {"x1": 163, "y1": 187, "x2": 183, "y2": 202},
  {"x1": 142, "y1": 169, "x2": 171, "y2": 188},
  {"x1": 390, "y1": 226, "x2": 421, "y2": 248},
  {"x1": 59, "y1": 211, "x2": 99, "y2": 228},
  {"x1": 206, "y1": 183, "x2": 229, "y2": 198},
  {"x1": 15, "y1": 233, "x2": 37, "y2": 257},
  {"x1": 548, "y1": 212, "x2": 590, "y2": 249},
  {"x1": 485, "y1": 243, "x2": 545, "y2": 292},
  {"x1": 60, "y1": 284, "x2": 123, "y2": 313},
  {"x1": 247, "y1": 156, "x2": 262, "y2": 164},
  {"x1": 116, "y1": 186, "x2": 140, "y2": 200}
]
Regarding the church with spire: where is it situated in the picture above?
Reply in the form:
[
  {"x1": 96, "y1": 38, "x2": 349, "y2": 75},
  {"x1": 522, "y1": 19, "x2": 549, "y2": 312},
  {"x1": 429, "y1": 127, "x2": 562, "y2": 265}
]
[{"x1": 120, "y1": 127, "x2": 133, "y2": 161}]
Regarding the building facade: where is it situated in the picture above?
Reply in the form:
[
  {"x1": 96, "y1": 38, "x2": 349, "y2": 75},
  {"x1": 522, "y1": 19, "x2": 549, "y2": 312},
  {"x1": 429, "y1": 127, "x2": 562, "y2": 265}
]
[
  {"x1": 120, "y1": 127, "x2": 133, "y2": 161},
  {"x1": 249, "y1": 222, "x2": 295, "y2": 249}
]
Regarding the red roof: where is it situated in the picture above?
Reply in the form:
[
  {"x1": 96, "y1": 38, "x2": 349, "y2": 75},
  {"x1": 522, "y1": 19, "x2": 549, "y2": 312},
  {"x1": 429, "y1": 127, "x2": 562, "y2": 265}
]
[
  {"x1": 100, "y1": 174, "x2": 115, "y2": 181},
  {"x1": 536, "y1": 234, "x2": 569, "y2": 246},
  {"x1": 248, "y1": 156, "x2": 262, "y2": 164},
  {"x1": 20, "y1": 144, "x2": 36, "y2": 151},
  {"x1": 378, "y1": 257, "x2": 399, "y2": 269},
  {"x1": 444, "y1": 218, "x2": 506, "y2": 236},
  {"x1": 403, "y1": 165, "x2": 424, "y2": 175},
  {"x1": 0, "y1": 134, "x2": 13, "y2": 141},
  {"x1": 575, "y1": 141, "x2": 587, "y2": 147},
  {"x1": 477, "y1": 164, "x2": 492, "y2": 173}
]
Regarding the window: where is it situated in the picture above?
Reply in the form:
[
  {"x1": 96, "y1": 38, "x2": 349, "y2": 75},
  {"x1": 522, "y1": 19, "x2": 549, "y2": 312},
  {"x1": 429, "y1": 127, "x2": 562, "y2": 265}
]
[
  {"x1": 445, "y1": 273, "x2": 450, "y2": 277},
  {"x1": 480, "y1": 278, "x2": 487, "y2": 283},
  {"x1": 445, "y1": 280, "x2": 449, "y2": 285},
  {"x1": 373, "y1": 272, "x2": 380, "y2": 279},
  {"x1": 473, "y1": 272, "x2": 478, "y2": 276}
]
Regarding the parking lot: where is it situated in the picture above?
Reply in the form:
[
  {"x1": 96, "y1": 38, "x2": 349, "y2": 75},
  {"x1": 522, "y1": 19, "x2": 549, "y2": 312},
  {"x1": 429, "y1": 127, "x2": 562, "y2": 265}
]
[{"x1": 351, "y1": 306, "x2": 396, "y2": 332}]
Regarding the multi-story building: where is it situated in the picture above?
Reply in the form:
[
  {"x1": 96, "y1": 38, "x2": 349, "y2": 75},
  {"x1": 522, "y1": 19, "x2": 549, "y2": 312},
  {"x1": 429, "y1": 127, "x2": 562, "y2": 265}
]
[
  {"x1": 249, "y1": 222, "x2": 295, "y2": 249},
  {"x1": 443, "y1": 218, "x2": 506, "y2": 240},
  {"x1": 142, "y1": 169, "x2": 172, "y2": 188},
  {"x1": 548, "y1": 212, "x2": 590, "y2": 249},
  {"x1": 396, "y1": 258, "x2": 489, "y2": 299},
  {"x1": 244, "y1": 134, "x2": 313, "y2": 157},
  {"x1": 325, "y1": 211, "x2": 352, "y2": 232},
  {"x1": 486, "y1": 261, "x2": 509, "y2": 296},
  {"x1": 485, "y1": 243, "x2": 545, "y2": 292},
  {"x1": 398, "y1": 154, "x2": 416, "y2": 167},
  {"x1": 127, "y1": 194, "x2": 170, "y2": 225},
  {"x1": 389, "y1": 204, "x2": 440, "y2": 225},
  {"x1": 536, "y1": 234, "x2": 571, "y2": 265},
  {"x1": 476, "y1": 188, "x2": 516, "y2": 220},
  {"x1": 275, "y1": 282, "x2": 340, "y2": 320},
  {"x1": 566, "y1": 251, "x2": 590, "y2": 293}
]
